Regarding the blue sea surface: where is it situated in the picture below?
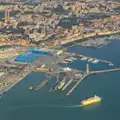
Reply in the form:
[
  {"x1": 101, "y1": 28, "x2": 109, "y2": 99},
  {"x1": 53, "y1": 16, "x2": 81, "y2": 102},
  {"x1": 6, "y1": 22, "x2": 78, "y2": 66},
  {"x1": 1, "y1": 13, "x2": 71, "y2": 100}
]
[{"x1": 0, "y1": 40, "x2": 120, "y2": 120}]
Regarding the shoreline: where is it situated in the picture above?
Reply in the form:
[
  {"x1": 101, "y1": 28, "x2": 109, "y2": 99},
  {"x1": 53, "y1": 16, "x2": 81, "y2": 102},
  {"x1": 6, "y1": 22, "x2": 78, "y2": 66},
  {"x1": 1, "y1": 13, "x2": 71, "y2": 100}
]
[
  {"x1": 0, "y1": 68, "x2": 32, "y2": 95},
  {"x1": 56, "y1": 30, "x2": 120, "y2": 46}
]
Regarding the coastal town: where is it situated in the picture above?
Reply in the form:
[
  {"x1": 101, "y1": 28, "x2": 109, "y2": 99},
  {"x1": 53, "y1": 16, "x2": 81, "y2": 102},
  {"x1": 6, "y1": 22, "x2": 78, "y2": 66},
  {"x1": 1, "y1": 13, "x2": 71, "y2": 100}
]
[{"x1": 0, "y1": 0, "x2": 120, "y2": 96}]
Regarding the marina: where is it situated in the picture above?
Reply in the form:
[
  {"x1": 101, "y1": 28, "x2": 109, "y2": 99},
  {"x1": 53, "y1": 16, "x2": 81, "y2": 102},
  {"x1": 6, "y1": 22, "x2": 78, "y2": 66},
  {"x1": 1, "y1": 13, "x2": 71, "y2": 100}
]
[
  {"x1": 0, "y1": 0, "x2": 120, "y2": 120},
  {"x1": 74, "y1": 54, "x2": 113, "y2": 66},
  {"x1": 0, "y1": 45, "x2": 115, "y2": 96}
]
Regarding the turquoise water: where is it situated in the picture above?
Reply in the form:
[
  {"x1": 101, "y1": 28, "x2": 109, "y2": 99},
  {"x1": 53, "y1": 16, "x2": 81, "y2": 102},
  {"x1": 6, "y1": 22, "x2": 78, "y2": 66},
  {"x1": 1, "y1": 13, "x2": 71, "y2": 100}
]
[{"x1": 0, "y1": 40, "x2": 120, "y2": 120}]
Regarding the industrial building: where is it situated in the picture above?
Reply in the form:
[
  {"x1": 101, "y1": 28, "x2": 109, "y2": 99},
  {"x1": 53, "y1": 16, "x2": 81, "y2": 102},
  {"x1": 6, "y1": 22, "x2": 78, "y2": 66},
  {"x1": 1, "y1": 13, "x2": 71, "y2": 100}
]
[
  {"x1": 15, "y1": 52, "x2": 39, "y2": 63},
  {"x1": 29, "y1": 49, "x2": 55, "y2": 56},
  {"x1": 14, "y1": 49, "x2": 56, "y2": 63}
]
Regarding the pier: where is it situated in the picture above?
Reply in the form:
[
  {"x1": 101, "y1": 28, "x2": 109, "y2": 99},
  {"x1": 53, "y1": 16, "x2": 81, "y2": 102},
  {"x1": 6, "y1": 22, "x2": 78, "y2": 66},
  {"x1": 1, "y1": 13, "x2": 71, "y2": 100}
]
[
  {"x1": 90, "y1": 68, "x2": 120, "y2": 74},
  {"x1": 75, "y1": 54, "x2": 113, "y2": 66},
  {"x1": 33, "y1": 80, "x2": 48, "y2": 91},
  {"x1": 63, "y1": 52, "x2": 113, "y2": 66},
  {"x1": 54, "y1": 76, "x2": 67, "y2": 90},
  {"x1": 66, "y1": 67, "x2": 120, "y2": 96},
  {"x1": 0, "y1": 64, "x2": 33, "y2": 94},
  {"x1": 62, "y1": 79, "x2": 73, "y2": 91},
  {"x1": 66, "y1": 74, "x2": 89, "y2": 96},
  {"x1": 98, "y1": 59, "x2": 113, "y2": 66}
]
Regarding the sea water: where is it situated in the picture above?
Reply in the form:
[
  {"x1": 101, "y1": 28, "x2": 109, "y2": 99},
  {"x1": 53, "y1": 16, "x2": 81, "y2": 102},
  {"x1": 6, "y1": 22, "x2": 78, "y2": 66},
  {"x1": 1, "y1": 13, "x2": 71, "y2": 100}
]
[{"x1": 0, "y1": 40, "x2": 120, "y2": 120}]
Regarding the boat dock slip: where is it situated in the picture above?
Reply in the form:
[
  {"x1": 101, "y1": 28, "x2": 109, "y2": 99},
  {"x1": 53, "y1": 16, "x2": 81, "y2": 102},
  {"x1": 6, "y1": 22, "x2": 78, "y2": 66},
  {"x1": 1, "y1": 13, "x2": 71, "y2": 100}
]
[
  {"x1": 73, "y1": 54, "x2": 113, "y2": 65},
  {"x1": 34, "y1": 80, "x2": 48, "y2": 91},
  {"x1": 66, "y1": 74, "x2": 89, "y2": 96},
  {"x1": 55, "y1": 76, "x2": 67, "y2": 90},
  {"x1": 90, "y1": 68, "x2": 120, "y2": 74},
  {"x1": 62, "y1": 79, "x2": 73, "y2": 91}
]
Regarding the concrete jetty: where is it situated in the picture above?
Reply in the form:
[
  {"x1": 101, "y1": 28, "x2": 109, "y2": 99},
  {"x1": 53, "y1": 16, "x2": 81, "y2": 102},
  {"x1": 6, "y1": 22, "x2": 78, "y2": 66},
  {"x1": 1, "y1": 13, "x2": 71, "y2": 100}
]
[
  {"x1": 98, "y1": 59, "x2": 113, "y2": 66},
  {"x1": 34, "y1": 80, "x2": 48, "y2": 91},
  {"x1": 55, "y1": 76, "x2": 67, "y2": 90},
  {"x1": 66, "y1": 74, "x2": 89, "y2": 96},
  {"x1": 76, "y1": 54, "x2": 113, "y2": 65},
  {"x1": 62, "y1": 79, "x2": 73, "y2": 91},
  {"x1": 90, "y1": 68, "x2": 120, "y2": 74},
  {"x1": 66, "y1": 67, "x2": 120, "y2": 96},
  {"x1": 0, "y1": 66, "x2": 33, "y2": 94}
]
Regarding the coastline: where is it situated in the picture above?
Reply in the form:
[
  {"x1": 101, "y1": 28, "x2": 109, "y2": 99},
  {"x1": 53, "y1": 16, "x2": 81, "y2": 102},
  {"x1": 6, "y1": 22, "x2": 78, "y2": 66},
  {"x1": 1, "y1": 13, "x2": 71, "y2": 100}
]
[
  {"x1": 56, "y1": 30, "x2": 120, "y2": 45},
  {"x1": 0, "y1": 67, "x2": 32, "y2": 95}
]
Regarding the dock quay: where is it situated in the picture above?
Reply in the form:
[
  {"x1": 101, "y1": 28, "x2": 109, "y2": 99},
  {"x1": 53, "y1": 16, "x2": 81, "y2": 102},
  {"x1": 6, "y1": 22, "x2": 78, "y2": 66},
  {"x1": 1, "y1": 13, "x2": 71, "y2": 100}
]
[
  {"x1": 66, "y1": 67, "x2": 120, "y2": 96},
  {"x1": 90, "y1": 68, "x2": 120, "y2": 74},
  {"x1": 49, "y1": 82, "x2": 59, "y2": 92},
  {"x1": 62, "y1": 52, "x2": 113, "y2": 66},
  {"x1": 98, "y1": 59, "x2": 113, "y2": 66},
  {"x1": 0, "y1": 65, "x2": 33, "y2": 94},
  {"x1": 62, "y1": 79, "x2": 73, "y2": 91},
  {"x1": 54, "y1": 76, "x2": 67, "y2": 90},
  {"x1": 33, "y1": 80, "x2": 48, "y2": 91},
  {"x1": 73, "y1": 53, "x2": 113, "y2": 66},
  {"x1": 66, "y1": 74, "x2": 89, "y2": 96}
]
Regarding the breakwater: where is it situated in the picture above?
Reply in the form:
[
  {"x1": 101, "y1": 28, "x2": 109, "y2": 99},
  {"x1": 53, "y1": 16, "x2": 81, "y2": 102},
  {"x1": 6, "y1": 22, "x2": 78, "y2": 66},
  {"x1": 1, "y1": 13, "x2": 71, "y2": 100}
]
[{"x1": 66, "y1": 67, "x2": 120, "y2": 96}]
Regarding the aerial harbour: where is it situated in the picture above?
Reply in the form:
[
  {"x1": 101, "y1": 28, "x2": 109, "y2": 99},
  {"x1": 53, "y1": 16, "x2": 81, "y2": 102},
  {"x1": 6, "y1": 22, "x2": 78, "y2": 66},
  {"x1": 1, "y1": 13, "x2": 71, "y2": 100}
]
[{"x1": 0, "y1": 0, "x2": 120, "y2": 120}]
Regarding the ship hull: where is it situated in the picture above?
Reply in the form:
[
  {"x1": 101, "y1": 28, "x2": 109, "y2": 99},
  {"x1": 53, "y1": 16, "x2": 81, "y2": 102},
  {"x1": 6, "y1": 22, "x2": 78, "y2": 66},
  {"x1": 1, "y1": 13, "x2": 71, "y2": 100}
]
[{"x1": 80, "y1": 99, "x2": 101, "y2": 107}]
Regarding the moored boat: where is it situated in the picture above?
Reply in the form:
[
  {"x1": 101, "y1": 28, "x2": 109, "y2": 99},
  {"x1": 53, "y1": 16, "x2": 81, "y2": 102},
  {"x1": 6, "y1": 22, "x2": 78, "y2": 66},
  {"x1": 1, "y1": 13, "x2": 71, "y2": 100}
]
[
  {"x1": 70, "y1": 57, "x2": 77, "y2": 60},
  {"x1": 60, "y1": 61, "x2": 70, "y2": 64},
  {"x1": 92, "y1": 59, "x2": 99, "y2": 64},
  {"x1": 88, "y1": 58, "x2": 93, "y2": 62},
  {"x1": 57, "y1": 81, "x2": 65, "y2": 90},
  {"x1": 64, "y1": 58, "x2": 73, "y2": 62},
  {"x1": 81, "y1": 57, "x2": 87, "y2": 60}
]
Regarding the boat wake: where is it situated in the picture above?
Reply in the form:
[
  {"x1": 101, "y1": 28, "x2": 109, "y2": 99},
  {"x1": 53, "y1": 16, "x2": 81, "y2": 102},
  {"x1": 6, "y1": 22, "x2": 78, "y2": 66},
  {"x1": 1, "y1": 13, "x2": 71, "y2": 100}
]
[
  {"x1": 8, "y1": 104, "x2": 81, "y2": 110},
  {"x1": 44, "y1": 105, "x2": 81, "y2": 108}
]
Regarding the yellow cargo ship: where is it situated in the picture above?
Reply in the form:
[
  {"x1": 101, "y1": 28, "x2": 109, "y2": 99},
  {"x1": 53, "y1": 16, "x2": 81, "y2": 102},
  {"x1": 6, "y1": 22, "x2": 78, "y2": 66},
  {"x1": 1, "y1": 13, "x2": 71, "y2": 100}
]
[{"x1": 80, "y1": 95, "x2": 102, "y2": 107}]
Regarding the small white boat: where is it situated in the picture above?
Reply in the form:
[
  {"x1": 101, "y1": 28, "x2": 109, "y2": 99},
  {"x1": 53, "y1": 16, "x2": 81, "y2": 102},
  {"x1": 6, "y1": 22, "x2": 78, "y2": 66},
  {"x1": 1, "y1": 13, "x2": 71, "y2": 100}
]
[
  {"x1": 29, "y1": 86, "x2": 33, "y2": 90},
  {"x1": 109, "y1": 63, "x2": 114, "y2": 66},
  {"x1": 60, "y1": 61, "x2": 69, "y2": 64},
  {"x1": 64, "y1": 58, "x2": 73, "y2": 62},
  {"x1": 88, "y1": 58, "x2": 93, "y2": 62},
  {"x1": 81, "y1": 57, "x2": 87, "y2": 60},
  {"x1": 92, "y1": 59, "x2": 99, "y2": 64},
  {"x1": 70, "y1": 57, "x2": 77, "y2": 60}
]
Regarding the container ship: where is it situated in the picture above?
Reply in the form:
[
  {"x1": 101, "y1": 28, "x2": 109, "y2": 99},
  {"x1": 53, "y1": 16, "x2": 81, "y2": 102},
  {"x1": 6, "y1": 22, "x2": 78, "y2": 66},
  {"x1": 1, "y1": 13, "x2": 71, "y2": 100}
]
[{"x1": 80, "y1": 95, "x2": 102, "y2": 107}]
